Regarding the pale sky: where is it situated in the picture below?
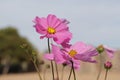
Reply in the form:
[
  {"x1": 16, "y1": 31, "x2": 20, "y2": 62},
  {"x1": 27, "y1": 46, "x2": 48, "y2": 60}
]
[{"x1": 0, "y1": 0, "x2": 120, "y2": 52}]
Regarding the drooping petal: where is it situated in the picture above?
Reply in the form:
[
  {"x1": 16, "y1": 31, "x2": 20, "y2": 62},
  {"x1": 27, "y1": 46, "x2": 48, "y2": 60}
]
[
  {"x1": 103, "y1": 45, "x2": 116, "y2": 58},
  {"x1": 52, "y1": 44, "x2": 66, "y2": 64},
  {"x1": 75, "y1": 54, "x2": 95, "y2": 63},
  {"x1": 34, "y1": 24, "x2": 46, "y2": 34},
  {"x1": 74, "y1": 48, "x2": 98, "y2": 63},
  {"x1": 40, "y1": 35, "x2": 47, "y2": 39},
  {"x1": 33, "y1": 17, "x2": 47, "y2": 34},
  {"x1": 53, "y1": 31, "x2": 72, "y2": 44},
  {"x1": 68, "y1": 42, "x2": 93, "y2": 54},
  {"x1": 61, "y1": 18, "x2": 70, "y2": 24},
  {"x1": 61, "y1": 38, "x2": 71, "y2": 48}
]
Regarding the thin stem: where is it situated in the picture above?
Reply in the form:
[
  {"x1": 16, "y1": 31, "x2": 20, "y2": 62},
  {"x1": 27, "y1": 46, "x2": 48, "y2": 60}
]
[
  {"x1": 96, "y1": 54, "x2": 102, "y2": 80},
  {"x1": 47, "y1": 38, "x2": 55, "y2": 80},
  {"x1": 50, "y1": 38, "x2": 59, "y2": 80},
  {"x1": 33, "y1": 61, "x2": 42, "y2": 80},
  {"x1": 68, "y1": 66, "x2": 73, "y2": 80},
  {"x1": 25, "y1": 51, "x2": 42, "y2": 80},
  {"x1": 55, "y1": 62, "x2": 59, "y2": 80},
  {"x1": 104, "y1": 69, "x2": 108, "y2": 80},
  {"x1": 71, "y1": 61, "x2": 76, "y2": 80}
]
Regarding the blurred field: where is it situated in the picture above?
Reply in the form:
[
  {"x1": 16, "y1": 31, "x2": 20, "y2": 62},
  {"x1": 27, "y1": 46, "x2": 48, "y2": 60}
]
[
  {"x1": 0, "y1": 71, "x2": 120, "y2": 80},
  {"x1": 1, "y1": 50, "x2": 120, "y2": 80}
]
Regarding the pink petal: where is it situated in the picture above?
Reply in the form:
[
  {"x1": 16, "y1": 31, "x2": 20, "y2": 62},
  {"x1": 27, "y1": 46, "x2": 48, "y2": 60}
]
[
  {"x1": 61, "y1": 38, "x2": 71, "y2": 48},
  {"x1": 44, "y1": 54, "x2": 54, "y2": 60},
  {"x1": 69, "y1": 42, "x2": 93, "y2": 54},
  {"x1": 45, "y1": 34, "x2": 55, "y2": 38},
  {"x1": 72, "y1": 59, "x2": 80, "y2": 69},
  {"x1": 33, "y1": 16, "x2": 41, "y2": 23},
  {"x1": 52, "y1": 44, "x2": 66, "y2": 64},
  {"x1": 33, "y1": 17, "x2": 47, "y2": 34},
  {"x1": 53, "y1": 31, "x2": 72, "y2": 44},
  {"x1": 65, "y1": 59, "x2": 80, "y2": 69},
  {"x1": 40, "y1": 17, "x2": 48, "y2": 29},
  {"x1": 61, "y1": 19, "x2": 70, "y2": 24},
  {"x1": 74, "y1": 48, "x2": 98, "y2": 63},
  {"x1": 34, "y1": 24, "x2": 46, "y2": 34},
  {"x1": 103, "y1": 45, "x2": 116, "y2": 58},
  {"x1": 40, "y1": 35, "x2": 47, "y2": 39},
  {"x1": 56, "y1": 24, "x2": 69, "y2": 32},
  {"x1": 60, "y1": 52, "x2": 80, "y2": 69},
  {"x1": 47, "y1": 14, "x2": 61, "y2": 28},
  {"x1": 75, "y1": 54, "x2": 96, "y2": 63}
]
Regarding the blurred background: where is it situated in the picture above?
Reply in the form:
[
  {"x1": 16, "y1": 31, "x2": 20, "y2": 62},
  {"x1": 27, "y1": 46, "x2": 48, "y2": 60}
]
[{"x1": 0, "y1": 0, "x2": 120, "y2": 80}]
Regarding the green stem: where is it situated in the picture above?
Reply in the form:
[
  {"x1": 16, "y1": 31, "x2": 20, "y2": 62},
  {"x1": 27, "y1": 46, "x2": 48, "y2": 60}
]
[
  {"x1": 104, "y1": 69, "x2": 108, "y2": 80},
  {"x1": 71, "y1": 61, "x2": 76, "y2": 80},
  {"x1": 68, "y1": 66, "x2": 73, "y2": 80},
  {"x1": 47, "y1": 38, "x2": 55, "y2": 80},
  {"x1": 96, "y1": 54, "x2": 102, "y2": 80}
]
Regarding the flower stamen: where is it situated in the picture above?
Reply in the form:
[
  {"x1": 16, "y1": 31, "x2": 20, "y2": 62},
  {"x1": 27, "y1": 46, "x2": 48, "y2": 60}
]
[
  {"x1": 68, "y1": 50, "x2": 77, "y2": 57},
  {"x1": 47, "y1": 27, "x2": 56, "y2": 34}
]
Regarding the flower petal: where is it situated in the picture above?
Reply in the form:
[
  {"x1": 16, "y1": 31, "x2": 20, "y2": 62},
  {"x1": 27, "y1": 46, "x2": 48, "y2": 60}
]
[
  {"x1": 44, "y1": 54, "x2": 54, "y2": 60},
  {"x1": 52, "y1": 44, "x2": 66, "y2": 64},
  {"x1": 74, "y1": 48, "x2": 98, "y2": 63},
  {"x1": 55, "y1": 23, "x2": 69, "y2": 32},
  {"x1": 34, "y1": 24, "x2": 46, "y2": 34},
  {"x1": 61, "y1": 38, "x2": 72, "y2": 48},
  {"x1": 103, "y1": 45, "x2": 116, "y2": 58},
  {"x1": 72, "y1": 59, "x2": 80, "y2": 69},
  {"x1": 47, "y1": 14, "x2": 61, "y2": 28},
  {"x1": 69, "y1": 42, "x2": 93, "y2": 54},
  {"x1": 33, "y1": 17, "x2": 47, "y2": 34},
  {"x1": 40, "y1": 17, "x2": 48, "y2": 29},
  {"x1": 53, "y1": 31, "x2": 72, "y2": 44},
  {"x1": 65, "y1": 59, "x2": 80, "y2": 69}
]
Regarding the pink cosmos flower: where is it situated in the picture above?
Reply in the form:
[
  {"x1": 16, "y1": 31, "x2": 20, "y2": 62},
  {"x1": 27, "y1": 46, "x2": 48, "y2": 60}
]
[
  {"x1": 44, "y1": 42, "x2": 98, "y2": 69},
  {"x1": 33, "y1": 14, "x2": 72, "y2": 47},
  {"x1": 97, "y1": 45, "x2": 116, "y2": 58}
]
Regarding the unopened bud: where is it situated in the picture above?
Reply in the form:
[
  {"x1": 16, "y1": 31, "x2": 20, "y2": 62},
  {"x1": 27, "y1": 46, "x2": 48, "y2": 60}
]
[
  {"x1": 104, "y1": 61, "x2": 112, "y2": 70},
  {"x1": 96, "y1": 45, "x2": 104, "y2": 54}
]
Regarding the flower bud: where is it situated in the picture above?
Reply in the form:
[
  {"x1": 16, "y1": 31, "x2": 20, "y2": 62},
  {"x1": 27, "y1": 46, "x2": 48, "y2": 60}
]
[
  {"x1": 104, "y1": 61, "x2": 112, "y2": 70},
  {"x1": 96, "y1": 45, "x2": 104, "y2": 54}
]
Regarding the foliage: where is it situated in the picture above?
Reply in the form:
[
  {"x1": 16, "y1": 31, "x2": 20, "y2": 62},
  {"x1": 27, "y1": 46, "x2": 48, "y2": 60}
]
[{"x1": 0, "y1": 27, "x2": 38, "y2": 73}]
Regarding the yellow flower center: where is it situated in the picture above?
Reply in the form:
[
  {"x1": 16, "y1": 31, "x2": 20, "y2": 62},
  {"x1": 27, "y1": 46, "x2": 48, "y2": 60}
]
[
  {"x1": 47, "y1": 27, "x2": 56, "y2": 34},
  {"x1": 68, "y1": 50, "x2": 77, "y2": 57}
]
